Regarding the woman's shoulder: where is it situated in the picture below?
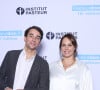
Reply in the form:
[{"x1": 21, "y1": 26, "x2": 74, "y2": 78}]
[
  {"x1": 76, "y1": 59, "x2": 90, "y2": 71},
  {"x1": 49, "y1": 60, "x2": 60, "y2": 69}
]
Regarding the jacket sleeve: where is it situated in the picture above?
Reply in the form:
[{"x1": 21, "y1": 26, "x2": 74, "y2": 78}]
[
  {"x1": 38, "y1": 60, "x2": 49, "y2": 90},
  {"x1": 0, "y1": 52, "x2": 9, "y2": 90}
]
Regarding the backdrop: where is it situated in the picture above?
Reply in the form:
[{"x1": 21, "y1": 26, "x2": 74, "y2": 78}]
[{"x1": 0, "y1": 0, "x2": 100, "y2": 90}]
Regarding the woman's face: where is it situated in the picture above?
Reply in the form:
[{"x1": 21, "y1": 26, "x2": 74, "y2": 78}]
[{"x1": 61, "y1": 37, "x2": 75, "y2": 58}]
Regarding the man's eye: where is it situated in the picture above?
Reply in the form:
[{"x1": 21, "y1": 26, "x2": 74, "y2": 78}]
[{"x1": 28, "y1": 34, "x2": 33, "y2": 37}]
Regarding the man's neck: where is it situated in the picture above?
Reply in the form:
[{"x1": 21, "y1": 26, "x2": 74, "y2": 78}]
[{"x1": 24, "y1": 47, "x2": 36, "y2": 60}]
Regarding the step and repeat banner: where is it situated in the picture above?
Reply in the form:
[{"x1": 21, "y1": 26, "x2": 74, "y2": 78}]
[{"x1": 0, "y1": 0, "x2": 100, "y2": 90}]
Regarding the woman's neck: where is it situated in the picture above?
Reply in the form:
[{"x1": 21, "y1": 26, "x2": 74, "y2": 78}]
[{"x1": 62, "y1": 57, "x2": 76, "y2": 70}]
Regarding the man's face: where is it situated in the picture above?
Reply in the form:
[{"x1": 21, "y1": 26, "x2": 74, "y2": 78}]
[{"x1": 24, "y1": 29, "x2": 41, "y2": 50}]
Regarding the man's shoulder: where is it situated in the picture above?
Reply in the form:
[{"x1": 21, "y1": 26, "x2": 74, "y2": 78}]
[
  {"x1": 5, "y1": 49, "x2": 22, "y2": 56},
  {"x1": 7, "y1": 49, "x2": 22, "y2": 53},
  {"x1": 35, "y1": 55, "x2": 48, "y2": 64},
  {"x1": 36, "y1": 54, "x2": 45, "y2": 61}
]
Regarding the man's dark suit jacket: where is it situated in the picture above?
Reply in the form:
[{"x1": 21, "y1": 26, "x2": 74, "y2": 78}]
[{"x1": 0, "y1": 50, "x2": 49, "y2": 90}]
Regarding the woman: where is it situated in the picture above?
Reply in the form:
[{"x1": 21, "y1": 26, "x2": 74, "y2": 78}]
[{"x1": 50, "y1": 33, "x2": 93, "y2": 90}]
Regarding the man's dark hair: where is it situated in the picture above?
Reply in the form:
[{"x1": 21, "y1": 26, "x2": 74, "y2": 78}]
[{"x1": 24, "y1": 26, "x2": 43, "y2": 40}]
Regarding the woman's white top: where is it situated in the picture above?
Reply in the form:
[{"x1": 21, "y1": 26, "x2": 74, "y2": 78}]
[{"x1": 49, "y1": 60, "x2": 93, "y2": 90}]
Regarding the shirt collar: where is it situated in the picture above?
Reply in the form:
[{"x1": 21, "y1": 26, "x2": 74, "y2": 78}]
[
  {"x1": 21, "y1": 49, "x2": 36, "y2": 61},
  {"x1": 57, "y1": 59, "x2": 78, "y2": 71}
]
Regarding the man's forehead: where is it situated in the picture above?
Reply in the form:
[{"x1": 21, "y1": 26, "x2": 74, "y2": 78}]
[{"x1": 29, "y1": 29, "x2": 40, "y2": 34}]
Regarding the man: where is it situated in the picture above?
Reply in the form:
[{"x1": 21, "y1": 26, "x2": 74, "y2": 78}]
[{"x1": 0, "y1": 26, "x2": 49, "y2": 90}]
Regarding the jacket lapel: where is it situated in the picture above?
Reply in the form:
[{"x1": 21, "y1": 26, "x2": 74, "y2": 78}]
[{"x1": 25, "y1": 55, "x2": 40, "y2": 88}]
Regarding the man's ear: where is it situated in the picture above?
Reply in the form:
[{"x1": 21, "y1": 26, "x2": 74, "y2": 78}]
[{"x1": 24, "y1": 36, "x2": 26, "y2": 42}]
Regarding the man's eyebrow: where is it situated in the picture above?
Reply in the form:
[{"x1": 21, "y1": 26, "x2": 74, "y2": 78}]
[
  {"x1": 37, "y1": 35, "x2": 41, "y2": 37},
  {"x1": 28, "y1": 33, "x2": 41, "y2": 37},
  {"x1": 28, "y1": 33, "x2": 33, "y2": 35}
]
